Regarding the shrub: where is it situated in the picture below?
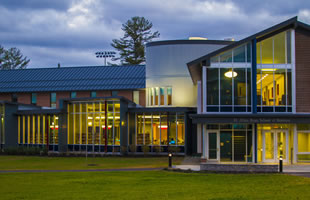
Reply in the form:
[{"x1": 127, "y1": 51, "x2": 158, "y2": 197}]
[
  {"x1": 142, "y1": 145, "x2": 150, "y2": 155},
  {"x1": 153, "y1": 146, "x2": 162, "y2": 154},
  {"x1": 168, "y1": 146, "x2": 180, "y2": 154},
  {"x1": 129, "y1": 144, "x2": 136, "y2": 153},
  {"x1": 120, "y1": 146, "x2": 128, "y2": 155}
]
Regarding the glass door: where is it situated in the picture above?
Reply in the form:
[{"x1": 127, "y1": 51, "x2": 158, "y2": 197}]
[
  {"x1": 277, "y1": 131, "x2": 288, "y2": 162},
  {"x1": 263, "y1": 131, "x2": 275, "y2": 162},
  {"x1": 263, "y1": 130, "x2": 288, "y2": 162},
  {"x1": 207, "y1": 131, "x2": 219, "y2": 161}
]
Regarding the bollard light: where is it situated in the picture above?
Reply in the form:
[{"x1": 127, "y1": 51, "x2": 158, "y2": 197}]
[
  {"x1": 279, "y1": 156, "x2": 283, "y2": 173},
  {"x1": 168, "y1": 153, "x2": 172, "y2": 168}
]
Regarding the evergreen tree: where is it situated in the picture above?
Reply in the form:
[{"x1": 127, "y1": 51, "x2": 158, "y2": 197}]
[
  {"x1": 111, "y1": 16, "x2": 160, "y2": 65},
  {"x1": 0, "y1": 45, "x2": 30, "y2": 70}
]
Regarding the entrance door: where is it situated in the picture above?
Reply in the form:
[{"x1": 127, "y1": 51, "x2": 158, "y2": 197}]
[
  {"x1": 263, "y1": 130, "x2": 288, "y2": 162},
  {"x1": 207, "y1": 131, "x2": 219, "y2": 161}
]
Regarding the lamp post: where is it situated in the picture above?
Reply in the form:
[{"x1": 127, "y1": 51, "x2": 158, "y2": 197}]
[{"x1": 95, "y1": 51, "x2": 116, "y2": 66}]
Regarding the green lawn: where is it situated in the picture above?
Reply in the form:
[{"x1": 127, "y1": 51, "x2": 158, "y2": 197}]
[
  {"x1": 0, "y1": 155, "x2": 183, "y2": 170},
  {"x1": 0, "y1": 171, "x2": 309, "y2": 200}
]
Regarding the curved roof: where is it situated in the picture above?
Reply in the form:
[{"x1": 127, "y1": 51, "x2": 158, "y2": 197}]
[
  {"x1": 146, "y1": 39, "x2": 234, "y2": 47},
  {"x1": 0, "y1": 65, "x2": 145, "y2": 93}
]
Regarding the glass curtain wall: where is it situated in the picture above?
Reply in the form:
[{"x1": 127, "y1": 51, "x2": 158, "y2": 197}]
[
  {"x1": 67, "y1": 100, "x2": 121, "y2": 153},
  {"x1": 135, "y1": 112, "x2": 185, "y2": 153},
  {"x1": 256, "y1": 30, "x2": 292, "y2": 112},
  {"x1": 0, "y1": 104, "x2": 4, "y2": 147},
  {"x1": 208, "y1": 43, "x2": 252, "y2": 112},
  {"x1": 18, "y1": 114, "x2": 58, "y2": 151},
  {"x1": 206, "y1": 124, "x2": 253, "y2": 162}
]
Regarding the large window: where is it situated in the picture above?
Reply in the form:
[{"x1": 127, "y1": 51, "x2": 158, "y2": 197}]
[
  {"x1": 208, "y1": 43, "x2": 251, "y2": 112},
  {"x1": 256, "y1": 30, "x2": 293, "y2": 112},
  {"x1": 135, "y1": 112, "x2": 185, "y2": 153},
  {"x1": 256, "y1": 68, "x2": 292, "y2": 112},
  {"x1": 206, "y1": 124, "x2": 253, "y2": 162},
  {"x1": 18, "y1": 114, "x2": 58, "y2": 151},
  {"x1": 297, "y1": 124, "x2": 310, "y2": 162},
  {"x1": 148, "y1": 87, "x2": 173, "y2": 106},
  {"x1": 206, "y1": 67, "x2": 251, "y2": 112},
  {"x1": 257, "y1": 31, "x2": 291, "y2": 64},
  {"x1": 67, "y1": 100, "x2": 121, "y2": 152}
]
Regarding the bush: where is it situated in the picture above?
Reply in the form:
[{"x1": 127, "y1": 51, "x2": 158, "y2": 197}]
[
  {"x1": 153, "y1": 146, "x2": 162, "y2": 154},
  {"x1": 2, "y1": 146, "x2": 47, "y2": 156},
  {"x1": 142, "y1": 145, "x2": 150, "y2": 155},
  {"x1": 120, "y1": 146, "x2": 128, "y2": 155},
  {"x1": 129, "y1": 144, "x2": 136, "y2": 153},
  {"x1": 168, "y1": 146, "x2": 181, "y2": 154}
]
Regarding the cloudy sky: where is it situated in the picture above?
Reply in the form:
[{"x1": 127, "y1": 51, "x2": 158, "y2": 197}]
[{"x1": 0, "y1": 0, "x2": 310, "y2": 68}]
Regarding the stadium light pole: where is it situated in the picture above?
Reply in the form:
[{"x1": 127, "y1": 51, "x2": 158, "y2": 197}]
[{"x1": 95, "y1": 51, "x2": 116, "y2": 66}]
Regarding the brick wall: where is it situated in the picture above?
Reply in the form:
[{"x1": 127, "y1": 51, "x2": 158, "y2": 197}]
[
  {"x1": 0, "y1": 93, "x2": 11, "y2": 101},
  {"x1": 295, "y1": 28, "x2": 310, "y2": 112},
  {"x1": 97, "y1": 91, "x2": 111, "y2": 97},
  {"x1": 118, "y1": 90, "x2": 133, "y2": 101},
  {"x1": 18, "y1": 93, "x2": 31, "y2": 104},
  {"x1": 36, "y1": 92, "x2": 50, "y2": 107},
  {"x1": 139, "y1": 89, "x2": 146, "y2": 107},
  {"x1": 76, "y1": 91, "x2": 90, "y2": 98}
]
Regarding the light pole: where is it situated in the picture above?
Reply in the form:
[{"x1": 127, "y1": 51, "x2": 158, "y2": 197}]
[{"x1": 95, "y1": 51, "x2": 116, "y2": 66}]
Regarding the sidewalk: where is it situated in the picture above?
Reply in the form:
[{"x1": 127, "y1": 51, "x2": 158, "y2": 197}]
[{"x1": 0, "y1": 167, "x2": 163, "y2": 173}]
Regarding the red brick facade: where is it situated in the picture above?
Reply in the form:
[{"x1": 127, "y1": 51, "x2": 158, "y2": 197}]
[
  {"x1": 139, "y1": 89, "x2": 146, "y2": 107},
  {"x1": 0, "y1": 93, "x2": 11, "y2": 101},
  {"x1": 295, "y1": 28, "x2": 310, "y2": 112},
  {"x1": 118, "y1": 90, "x2": 133, "y2": 101},
  {"x1": 18, "y1": 93, "x2": 31, "y2": 105},
  {"x1": 36, "y1": 92, "x2": 51, "y2": 107}
]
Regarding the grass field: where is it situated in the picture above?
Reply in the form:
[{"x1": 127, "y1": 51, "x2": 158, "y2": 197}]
[
  {"x1": 0, "y1": 155, "x2": 183, "y2": 170},
  {"x1": 0, "y1": 171, "x2": 310, "y2": 200}
]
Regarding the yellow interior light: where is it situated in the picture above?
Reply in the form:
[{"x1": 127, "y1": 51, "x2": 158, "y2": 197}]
[{"x1": 224, "y1": 70, "x2": 237, "y2": 78}]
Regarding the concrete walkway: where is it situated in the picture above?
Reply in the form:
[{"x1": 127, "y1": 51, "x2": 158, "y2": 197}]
[
  {"x1": 0, "y1": 167, "x2": 163, "y2": 173},
  {"x1": 173, "y1": 165, "x2": 200, "y2": 171},
  {"x1": 173, "y1": 164, "x2": 310, "y2": 173}
]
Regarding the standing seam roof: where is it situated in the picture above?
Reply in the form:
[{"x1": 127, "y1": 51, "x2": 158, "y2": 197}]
[{"x1": 0, "y1": 65, "x2": 145, "y2": 92}]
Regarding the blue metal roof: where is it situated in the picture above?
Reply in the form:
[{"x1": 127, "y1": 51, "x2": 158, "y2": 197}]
[{"x1": 0, "y1": 65, "x2": 145, "y2": 92}]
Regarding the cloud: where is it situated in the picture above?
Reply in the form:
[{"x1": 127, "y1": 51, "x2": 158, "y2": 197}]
[{"x1": 0, "y1": 0, "x2": 309, "y2": 68}]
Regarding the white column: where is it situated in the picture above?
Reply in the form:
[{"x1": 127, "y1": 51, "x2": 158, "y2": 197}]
[
  {"x1": 202, "y1": 124, "x2": 206, "y2": 158},
  {"x1": 291, "y1": 29, "x2": 296, "y2": 113},
  {"x1": 202, "y1": 66, "x2": 207, "y2": 113},
  {"x1": 197, "y1": 123, "x2": 202, "y2": 153},
  {"x1": 293, "y1": 124, "x2": 298, "y2": 163},
  {"x1": 197, "y1": 81, "x2": 202, "y2": 114}
]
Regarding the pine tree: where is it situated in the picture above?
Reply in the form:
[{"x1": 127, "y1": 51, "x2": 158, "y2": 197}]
[
  {"x1": 111, "y1": 16, "x2": 160, "y2": 65},
  {"x1": 0, "y1": 45, "x2": 30, "y2": 70}
]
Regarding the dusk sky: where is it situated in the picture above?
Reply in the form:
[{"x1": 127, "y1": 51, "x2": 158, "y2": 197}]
[{"x1": 1, "y1": 0, "x2": 310, "y2": 68}]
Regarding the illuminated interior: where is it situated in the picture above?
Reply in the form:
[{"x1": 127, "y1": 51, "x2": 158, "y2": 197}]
[
  {"x1": 67, "y1": 100, "x2": 121, "y2": 152},
  {"x1": 257, "y1": 124, "x2": 292, "y2": 163},
  {"x1": 206, "y1": 124, "x2": 253, "y2": 162},
  {"x1": 18, "y1": 114, "x2": 59, "y2": 151},
  {"x1": 135, "y1": 112, "x2": 185, "y2": 151},
  {"x1": 148, "y1": 87, "x2": 173, "y2": 106}
]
